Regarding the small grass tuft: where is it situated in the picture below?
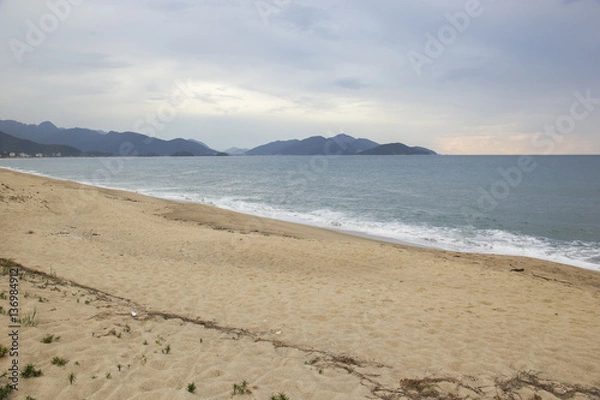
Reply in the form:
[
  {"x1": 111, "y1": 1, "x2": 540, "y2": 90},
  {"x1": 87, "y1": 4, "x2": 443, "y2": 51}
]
[
  {"x1": 0, "y1": 345, "x2": 8, "y2": 358},
  {"x1": 41, "y1": 334, "x2": 60, "y2": 344},
  {"x1": 187, "y1": 382, "x2": 196, "y2": 393},
  {"x1": 21, "y1": 363, "x2": 42, "y2": 378},
  {"x1": 68, "y1": 372, "x2": 75, "y2": 385},
  {"x1": 51, "y1": 356, "x2": 67, "y2": 366},
  {"x1": 162, "y1": 344, "x2": 171, "y2": 354},
  {"x1": 20, "y1": 308, "x2": 38, "y2": 327},
  {"x1": 233, "y1": 380, "x2": 251, "y2": 395},
  {"x1": 0, "y1": 383, "x2": 12, "y2": 400},
  {"x1": 105, "y1": 372, "x2": 111, "y2": 379},
  {"x1": 0, "y1": 259, "x2": 18, "y2": 276},
  {"x1": 269, "y1": 394, "x2": 290, "y2": 400}
]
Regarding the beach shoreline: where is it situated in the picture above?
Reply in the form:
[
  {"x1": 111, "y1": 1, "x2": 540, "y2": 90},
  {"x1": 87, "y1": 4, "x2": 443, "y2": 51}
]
[
  {"x1": 1, "y1": 164, "x2": 597, "y2": 272},
  {"x1": 1, "y1": 168, "x2": 599, "y2": 399}
]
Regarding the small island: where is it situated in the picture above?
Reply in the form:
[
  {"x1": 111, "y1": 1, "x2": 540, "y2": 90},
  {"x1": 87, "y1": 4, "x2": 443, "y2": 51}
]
[{"x1": 359, "y1": 143, "x2": 437, "y2": 155}]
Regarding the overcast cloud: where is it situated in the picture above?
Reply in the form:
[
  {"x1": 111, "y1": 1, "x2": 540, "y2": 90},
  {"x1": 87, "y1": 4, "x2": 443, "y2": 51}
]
[{"x1": 1, "y1": 0, "x2": 599, "y2": 153}]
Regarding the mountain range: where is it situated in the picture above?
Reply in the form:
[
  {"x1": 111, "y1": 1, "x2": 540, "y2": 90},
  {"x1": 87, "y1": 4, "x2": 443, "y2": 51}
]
[
  {"x1": 0, "y1": 120, "x2": 437, "y2": 157},
  {"x1": 245, "y1": 133, "x2": 380, "y2": 156},
  {"x1": 0, "y1": 120, "x2": 221, "y2": 157},
  {"x1": 0, "y1": 131, "x2": 81, "y2": 157}
]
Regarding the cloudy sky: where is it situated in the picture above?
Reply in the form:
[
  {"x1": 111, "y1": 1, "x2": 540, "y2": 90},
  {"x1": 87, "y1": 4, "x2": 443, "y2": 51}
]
[{"x1": 1, "y1": 0, "x2": 599, "y2": 154}]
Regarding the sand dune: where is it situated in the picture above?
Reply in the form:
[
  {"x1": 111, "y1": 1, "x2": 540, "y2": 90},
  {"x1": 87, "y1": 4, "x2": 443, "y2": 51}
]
[{"x1": 1, "y1": 168, "x2": 599, "y2": 399}]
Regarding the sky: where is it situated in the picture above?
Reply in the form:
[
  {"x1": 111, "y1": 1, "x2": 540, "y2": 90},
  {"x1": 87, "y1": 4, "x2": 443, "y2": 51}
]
[{"x1": 0, "y1": 0, "x2": 599, "y2": 154}]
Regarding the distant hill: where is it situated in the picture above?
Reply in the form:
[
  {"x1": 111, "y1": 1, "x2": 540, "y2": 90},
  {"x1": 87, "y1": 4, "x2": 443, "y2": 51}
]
[
  {"x1": 359, "y1": 143, "x2": 437, "y2": 155},
  {"x1": 188, "y1": 138, "x2": 210, "y2": 148},
  {"x1": 246, "y1": 133, "x2": 379, "y2": 155},
  {"x1": 0, "y1": 131, "x2": 81, "y2": 157},
  {"x1": 245, "y1": 139, "x2": 300, "y2": 155},
  {"x1": 0, "y1": 120, "x2": 221, "y2": 156},
  {"x1": 223, "y1": 147, "x2": 249, "y2": 155}
]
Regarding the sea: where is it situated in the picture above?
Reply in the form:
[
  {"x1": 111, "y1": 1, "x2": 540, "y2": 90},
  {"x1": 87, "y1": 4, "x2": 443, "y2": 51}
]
[{"x1": 1, "y1": 155, "x2": 599, "y2": 271}]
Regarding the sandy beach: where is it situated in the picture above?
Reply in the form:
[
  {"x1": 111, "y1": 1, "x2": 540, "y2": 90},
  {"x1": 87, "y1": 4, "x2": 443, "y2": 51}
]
[{"x1": 0, "y1": 168, "x2": 599, "y2": 400}]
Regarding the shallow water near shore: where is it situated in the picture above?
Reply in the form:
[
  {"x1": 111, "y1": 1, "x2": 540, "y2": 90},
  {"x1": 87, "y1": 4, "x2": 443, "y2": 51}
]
[{"x1": 1, "y1": 155, "x2": 599, "y2": 270}]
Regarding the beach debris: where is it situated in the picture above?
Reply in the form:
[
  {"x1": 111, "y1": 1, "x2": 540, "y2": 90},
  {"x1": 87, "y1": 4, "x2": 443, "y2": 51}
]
[
  {"x1": 531, "y1": 273, "x2": 572, "y2": 285},
  {"x1": 131, "y1": 311, "x2": 137, "y2": 317},
  {"x1": 510, "y1": 268, "x2": 525, "y2": 272}
]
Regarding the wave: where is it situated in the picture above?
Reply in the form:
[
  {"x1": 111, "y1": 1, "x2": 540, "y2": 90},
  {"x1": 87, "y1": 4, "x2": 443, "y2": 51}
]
[
  {"x1": 168, "y1": 193, "x2": 600, "y2": 272},
  {"x1": 3, "y1": 164, "x2": 599, "y2": 272}
]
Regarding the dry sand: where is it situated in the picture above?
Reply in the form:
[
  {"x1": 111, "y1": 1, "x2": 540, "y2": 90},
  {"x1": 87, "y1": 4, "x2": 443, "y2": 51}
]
[{"x1": 0, "y1": 168, "x2": 599, "y2": 400}]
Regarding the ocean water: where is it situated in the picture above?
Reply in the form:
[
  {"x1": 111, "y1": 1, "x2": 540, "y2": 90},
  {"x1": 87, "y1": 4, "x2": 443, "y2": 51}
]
[{"x1": 1, "y1": 155, "x2": 599, "y2": 271}]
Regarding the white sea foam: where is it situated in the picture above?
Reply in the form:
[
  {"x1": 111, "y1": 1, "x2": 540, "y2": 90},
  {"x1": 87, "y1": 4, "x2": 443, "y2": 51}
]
[
  {"x1": 195, "y1": 196, "x2": 600, "y2": 272},
  {"x1": 2, "y1": 157, "x2": 599, "y2": 272}
]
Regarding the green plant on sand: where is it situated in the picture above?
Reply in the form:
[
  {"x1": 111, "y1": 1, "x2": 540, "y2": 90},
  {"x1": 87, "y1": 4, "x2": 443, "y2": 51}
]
[
  {"x1": 21, "y1": 363, "x2": 42, "y2": 378},
  {"x1": 270, "y1": 394, "x2": 290, "y2": 400},
  {"x1": 233, "y1": 380, "x2": 251, "y2": 395},
  {"x1": 41, "y1": 334, "x2": 60, "y2": 344},
  {"x1": 0, "y1": 383, "x2": 12, "y2": 400},
  {"x1": 51, "y1": 356, "x2": 67, "y2": 366},
  {"x1": 20, "y1": 308, "x2": 38, "y2": 327},
  {"x1": 187, "y1": 382, "x2": 196, "y2": 393}
]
